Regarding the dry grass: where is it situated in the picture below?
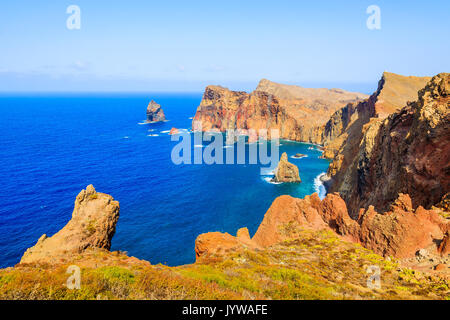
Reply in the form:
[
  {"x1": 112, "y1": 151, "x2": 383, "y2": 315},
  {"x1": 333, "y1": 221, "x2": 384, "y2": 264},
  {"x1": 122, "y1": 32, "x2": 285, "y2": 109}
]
[{"x1": 0, "y1": 230, "x2": 448, "y2": 300}]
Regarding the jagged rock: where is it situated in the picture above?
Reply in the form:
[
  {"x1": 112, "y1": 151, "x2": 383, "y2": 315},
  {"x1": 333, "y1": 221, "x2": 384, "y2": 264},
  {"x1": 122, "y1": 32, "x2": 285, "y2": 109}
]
[
  {"x1": 439, "y1": 232, "x2": 450, "y2": 256},
  {"x1": 192, "y1": 80, "x2": 367, "y2": 144},
  {"x1": 272, "y1": 153, "x2": 301, "y2": 183},
  {"x1": 435, "y1": 264, "x2": 447, "y2": 271},
  {"x1": 20, "y1": 185, "x2": 120, "y2": 264},
  {"x1": 325, "y1": 73, "x2": 449, "y2": 217},
  {"x1": 236, "y1": 227, "x2": 251, "y2": 241},
  {"x1": 146, "y1": 100, "x2": 166, "y2": 122},
  {"x1": 169, "y1": 127, "x2": 179, "y2": 135},
  {"x1": 250, "y1": 192, "x2": 448, "y2": 259}
]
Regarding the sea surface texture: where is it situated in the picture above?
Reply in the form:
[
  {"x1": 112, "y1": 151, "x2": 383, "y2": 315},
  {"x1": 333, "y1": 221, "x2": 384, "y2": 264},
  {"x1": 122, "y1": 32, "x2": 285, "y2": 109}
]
[{"x1": 0, "y1": 94, "x2": 330, "y2": 267}]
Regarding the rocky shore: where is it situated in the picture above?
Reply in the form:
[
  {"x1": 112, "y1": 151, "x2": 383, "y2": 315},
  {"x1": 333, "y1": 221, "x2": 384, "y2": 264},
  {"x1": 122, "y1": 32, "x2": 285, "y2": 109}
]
[
  {"x1": 192, "y1": 80, "x2": 367, "y2": 144},
  {"x1": 0, "y1": 72, "x2": 448, "y2": 300}
]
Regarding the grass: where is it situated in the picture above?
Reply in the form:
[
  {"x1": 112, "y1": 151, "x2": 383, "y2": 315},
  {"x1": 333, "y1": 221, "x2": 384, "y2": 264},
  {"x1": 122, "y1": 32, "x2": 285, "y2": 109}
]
[{"x1": 0, "y1": 229, "x2": 448, "y2": 300}]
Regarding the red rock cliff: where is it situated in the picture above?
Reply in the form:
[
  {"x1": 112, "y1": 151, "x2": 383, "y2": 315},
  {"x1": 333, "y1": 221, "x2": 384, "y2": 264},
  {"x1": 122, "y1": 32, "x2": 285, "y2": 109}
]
[
  {"x1": 192, "y1": 80, "x2": 367, "y2": 144},
  {"x1": 327, "y1": 73, "x2": 449, "y2": 217}
]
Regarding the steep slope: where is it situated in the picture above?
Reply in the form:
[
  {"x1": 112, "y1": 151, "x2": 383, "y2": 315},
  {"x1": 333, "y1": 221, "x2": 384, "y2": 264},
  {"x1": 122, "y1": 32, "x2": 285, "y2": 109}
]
[
  {"x1": 192, "y1": 80, "x2": 367, "y2": 144},
  {"x1": 20, "y1": 185, "x2": 120, "y2": 264},
  {"x1": 3, "y1": 186, "x2": 448, "y2": 300},
  {"x1": 327, "y1": 73, "x2": 449, "y2": 217},
  {"x1": 322, "y1": 72, "x2": 431, "y2": 159}
]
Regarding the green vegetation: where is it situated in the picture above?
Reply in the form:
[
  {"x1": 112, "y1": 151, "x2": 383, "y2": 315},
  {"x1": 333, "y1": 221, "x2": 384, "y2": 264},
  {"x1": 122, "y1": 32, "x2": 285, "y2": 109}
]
[{"x1": 0, "y1": 229, "x2": 448, "y2": 300}]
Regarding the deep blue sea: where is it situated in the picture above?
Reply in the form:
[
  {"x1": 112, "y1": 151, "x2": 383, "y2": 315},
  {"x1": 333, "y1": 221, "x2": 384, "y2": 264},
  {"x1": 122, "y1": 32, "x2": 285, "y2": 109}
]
[{"x1": 0, "y1": 93, "x2": 330, "y2": 268}]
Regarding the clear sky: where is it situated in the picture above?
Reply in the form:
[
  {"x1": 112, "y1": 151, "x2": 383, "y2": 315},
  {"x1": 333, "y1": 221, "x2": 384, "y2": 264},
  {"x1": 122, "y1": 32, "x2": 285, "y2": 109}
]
[{"x1": 0, "y1": 0, "x2": 448, "y2": 93}]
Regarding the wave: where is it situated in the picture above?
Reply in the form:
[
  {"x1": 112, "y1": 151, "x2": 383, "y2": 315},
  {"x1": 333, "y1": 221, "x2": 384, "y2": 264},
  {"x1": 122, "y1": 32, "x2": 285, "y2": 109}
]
[
  {"x1": 160, "y1": 130, "x2": 170, "y2": 133},
  {"x1": 123, "y1": 136, "x2": 130, "y2": 139},
  {"x1": 138, "y1": 121, "x2": 150, "y2": 125},
  {"x1": 262, "y1": 177, "x2": 282, "y2": 185},
  {"x1": 314, "y1": 172, "x2": 327, "y2": 200},
  {"x1": 147, "y1": 134, "x2": 159, "y2": 137},
  {"x1": 291, "y1": 155, "x2": 308, "y2": 160}
]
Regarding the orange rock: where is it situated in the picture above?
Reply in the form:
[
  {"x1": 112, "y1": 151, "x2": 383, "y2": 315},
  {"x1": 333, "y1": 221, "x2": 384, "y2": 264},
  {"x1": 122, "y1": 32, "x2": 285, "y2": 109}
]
[
  {"x1": 252, "y1": 194, "x2": 328, "y2": 247},
  {"x1": 250, "y1": 192, "x2": 448, "y2": 259},
  {"x1": 438, "y1": 232, "x2": 450, "y2": 256},
  {"x1": 20, "y1": 185, "x2": 120, "y2": 264},
  {"x1": 434, "y1": 264, "x2": 447, "y2": 271},
  {"x1": 194, "y1": 232, "x2": 241, "y2": 260},
  {"x1": 327, "y1": 73, "x2": 450, "y2": 218},
  {"x1": 236, "y1": 227, "x2": 251, "y2": 241},
  {"x1": 169, "y1": 127, "x2": 179, "y2": 135}
]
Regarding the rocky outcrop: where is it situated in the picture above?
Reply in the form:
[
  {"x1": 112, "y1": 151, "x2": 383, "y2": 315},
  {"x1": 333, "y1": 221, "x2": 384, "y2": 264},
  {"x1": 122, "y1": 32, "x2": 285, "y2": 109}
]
[
  {"x1": 272, "y1": 152, "x2": 301, "y2": 183},
  {"x1": 196, "y1": 191, "x2": 448, "y2": 266},
  {"x1": 327, "y1": 73, "x2": 449, "y2": 217},
  {"x1": 146, "y1": 100, "x2": 166, "y2": 122},
  {"x1": 322, "y1": 72, "x2": 431, "y2": 160},
  {"x1": 169, "y1": 127, "x2": 179, "y2": 135},
  {"x1": 20, "y1": 185, "x2": 120, "y2": 264},
  {"x1": 195, "y1": 228, "x2": 258, "y2": 260},
  {"x1": 192, "y1": 80, "x2": 367, "y2": 144},
  {"x1": 439, "y1": 232, "x2": 450, "y2": 256}
]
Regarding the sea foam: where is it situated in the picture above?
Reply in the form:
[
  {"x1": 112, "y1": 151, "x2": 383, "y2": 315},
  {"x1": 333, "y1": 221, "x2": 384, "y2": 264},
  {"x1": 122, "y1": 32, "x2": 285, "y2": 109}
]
[{"x1": 314, "y1": 172, "x2": 327, "y2": 200}]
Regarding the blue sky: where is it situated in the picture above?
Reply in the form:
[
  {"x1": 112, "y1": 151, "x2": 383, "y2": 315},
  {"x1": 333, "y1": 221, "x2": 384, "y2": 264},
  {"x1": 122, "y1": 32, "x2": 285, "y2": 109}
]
[{"x1": 0, "y1": 0, "x2": 448, "y2": 93}]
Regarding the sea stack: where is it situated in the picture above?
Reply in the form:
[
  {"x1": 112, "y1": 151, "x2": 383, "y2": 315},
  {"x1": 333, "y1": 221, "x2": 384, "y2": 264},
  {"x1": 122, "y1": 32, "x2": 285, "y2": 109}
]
[
  {"x1": 272, "y1": 153, "x2": 301, "y2": 183},
  {"x1": 146, "y1": 100, "x2": 166, "y2": 122},
  {"x1": 20, "y1": 185, "x2": 120, "y2": 264}
]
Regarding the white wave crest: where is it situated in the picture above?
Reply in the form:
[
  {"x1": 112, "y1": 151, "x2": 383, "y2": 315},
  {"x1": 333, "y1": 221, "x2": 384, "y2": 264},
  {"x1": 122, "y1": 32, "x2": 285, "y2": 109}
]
[{"x1": 314, "y1": 172, "x2": 327, "y2": 200}]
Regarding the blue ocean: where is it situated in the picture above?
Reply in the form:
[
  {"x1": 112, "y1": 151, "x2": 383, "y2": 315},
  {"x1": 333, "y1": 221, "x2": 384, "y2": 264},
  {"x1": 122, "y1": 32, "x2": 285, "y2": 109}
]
[{"x1": 0, "y1": 94, "x2": 330, "y2": 268}]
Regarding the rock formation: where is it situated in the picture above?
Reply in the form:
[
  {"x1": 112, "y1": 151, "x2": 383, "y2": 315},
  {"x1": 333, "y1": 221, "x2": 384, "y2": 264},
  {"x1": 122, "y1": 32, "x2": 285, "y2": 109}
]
[
  {"x1": 146, "y1": 100, "x2": 166, "y2": 122},
  {"x1": 169, "y1": 127, "x2": 179, "y2": 135},
  {"x1": 192, "y1": 80, "x2": 367, "y2": 144},
  {"x1": 196, "y1": 192, "x2": 449, "y2": 265},
  {"x1": 326, "y1": 73, "x2": 449, "y2": 217},
  {"x1": 322, "y1": 72, "x2": 431, "y2": 160},
  {"x1": 272, "y1": 152, "x2": 301, "y2": 183},
  {"x1": 20, "y1": 185, "x2": 120, "y2": 264}
]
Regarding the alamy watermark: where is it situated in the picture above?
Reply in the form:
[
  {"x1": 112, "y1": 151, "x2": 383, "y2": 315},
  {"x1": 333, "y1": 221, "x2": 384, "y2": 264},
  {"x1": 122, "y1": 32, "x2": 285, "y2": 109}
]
[
  {"x1": 66, "y1": 265, "x2": 81, "y2": 289},
  {"x1": 171, "y1": 122, "x2": 280, "y2": 175},
  {"x1": 66, "y1": 5, "x2": 81, "y2": 30},
  {"x1": 366, "y1": 5, "x2": 381, "y2": 30},
  {"x1": 366, "y1": 265, "x2": 381, "y2": 289}
]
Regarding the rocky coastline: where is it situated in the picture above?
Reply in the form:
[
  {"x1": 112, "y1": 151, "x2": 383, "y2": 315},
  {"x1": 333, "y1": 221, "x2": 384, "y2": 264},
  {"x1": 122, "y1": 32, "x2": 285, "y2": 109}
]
[{"x1": 1, "y1": 72, "x2": 448, "y2": 300}]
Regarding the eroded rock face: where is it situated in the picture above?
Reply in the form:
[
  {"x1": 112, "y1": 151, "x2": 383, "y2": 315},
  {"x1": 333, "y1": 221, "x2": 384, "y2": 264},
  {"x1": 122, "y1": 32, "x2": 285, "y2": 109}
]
[
  {"x1": 20, "y1": 185, "x2": 120, "y2": 264},
  {"x1": 147, "y1": 100, "x2": 166, "y2": 122},
  {"x1": 327, "y1": 73, "x2": 450, "y2": 217},
  {"x1": 192, "y1": 80, "x2": 367, "y2": 144},
  {"x1": 272, "y1": 152, "x2": 301, "y2": 183},
  {"x1": 322, "y1": 72, "x2": 431, "y2": 160},
  {"x1": 195, "y1": 229, "x2": 258, "y2": 260},
  {"x1": 195, "y1": 192, "x2": 449, "y2": 263}
]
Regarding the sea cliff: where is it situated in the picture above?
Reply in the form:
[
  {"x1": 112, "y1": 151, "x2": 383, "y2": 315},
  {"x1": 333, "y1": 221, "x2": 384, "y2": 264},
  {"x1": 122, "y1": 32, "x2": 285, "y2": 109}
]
[{"x1": 192, "y1": 80, "x2": 367, "y2": 144}]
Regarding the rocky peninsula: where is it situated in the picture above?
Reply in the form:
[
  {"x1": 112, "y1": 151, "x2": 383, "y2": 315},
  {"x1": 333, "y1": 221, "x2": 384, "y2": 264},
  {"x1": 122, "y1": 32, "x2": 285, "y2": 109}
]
[
  {"x1": 192, "y1": 80, "x2": 367, "y2": 144},
  {"x1": 1, "y1": 72, "x2": 448, "y2": 300}
]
